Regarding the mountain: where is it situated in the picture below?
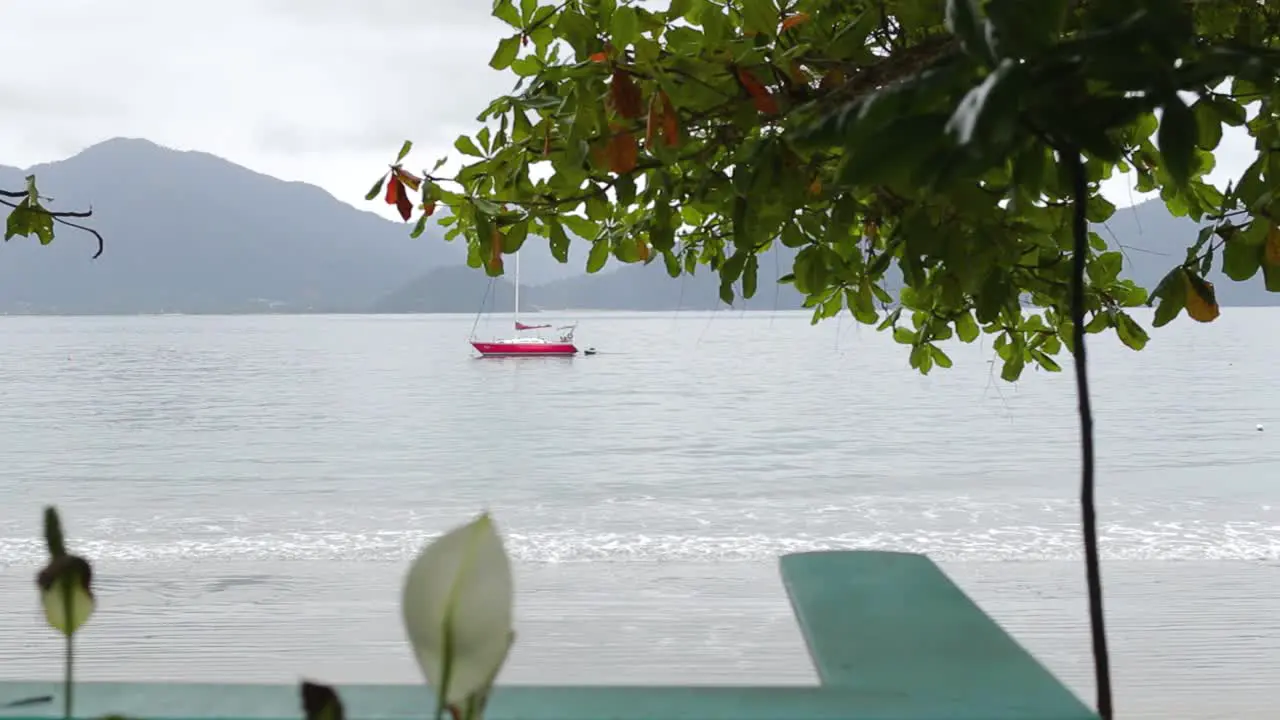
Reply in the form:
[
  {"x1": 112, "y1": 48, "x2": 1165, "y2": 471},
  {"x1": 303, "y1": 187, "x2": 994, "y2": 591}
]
[
  {"x1": 380, "y1": 198, "x2": 1273, "y2": 313},
  {"x1": 1099, "y1": 201, "x2": 1277, "y2": 306},
  {"x1": 0, "y1": 139, "x2": 466, "y2": 313},
  {"x1": 3, "y1": 139, "x2": 1274, "y2": 314}
]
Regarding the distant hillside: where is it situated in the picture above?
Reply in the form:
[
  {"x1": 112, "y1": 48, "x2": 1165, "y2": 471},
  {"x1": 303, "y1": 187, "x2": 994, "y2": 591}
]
[
  {"x1": 380, "y1": 198, "x2": 1276, "y2": 313},
  {"x1": 0, "y1": 139, "x2": 578, "y2": 315},
  {"x1": 3, "y1": 139, "x2": 1275, "y2": 314}
]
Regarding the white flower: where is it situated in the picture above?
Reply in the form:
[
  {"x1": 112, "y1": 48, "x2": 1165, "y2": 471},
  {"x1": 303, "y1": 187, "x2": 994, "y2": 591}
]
[{"x1": 402, "y1": 513, "x2": 515, "y2": 707}]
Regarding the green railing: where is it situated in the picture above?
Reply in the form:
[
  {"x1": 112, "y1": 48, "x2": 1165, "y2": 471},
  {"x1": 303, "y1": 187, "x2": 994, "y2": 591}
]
[{"x1": 0, "y1": 551, "x2": 1098, "y2": 720}]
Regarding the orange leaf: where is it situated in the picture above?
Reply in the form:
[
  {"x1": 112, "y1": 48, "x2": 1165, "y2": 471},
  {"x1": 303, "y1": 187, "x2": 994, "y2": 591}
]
[
  {"x1": 637, "y1": 241, "x2": 651, "y2": 262},
  {"x1": 489, "y1": 227, "x2": 504, "y2": 270},
  {"x1": 808, "y1": 177, "x2": 822, "y2": 196},
  {"x1": 610, "y1": 68, "x2": 644, "y2": 119},
  {"x1": 422, "y1": 201, "x2": 437, "y2": 217},
  {"x1": 1182, "y1": 270, "x2": 1220, "y2": 323},
  {"x1": 737, "y1": 68, "x2": 778, "y2": 115},
  {"x1": 607, "y1": 130, "x2": 638, "y2": 174},
  {"x1": 384, "y1": 175, "x2": 403, "y2": 206},
  {"x1": 589, "y1": 51, "x2": 608, "y2": 63},
  {"x1": 660, "y1": 91, "x2": 679, "y2": 147},
  {"x1": 1265, "y1": 224, "x2": 1280, "y2": 267},
  {"x1": 780, "y1": 12, "x2": 810, "y2": 31},
  {"x1": 393, "y1": 166, "x2": 422, "y2": 192}
]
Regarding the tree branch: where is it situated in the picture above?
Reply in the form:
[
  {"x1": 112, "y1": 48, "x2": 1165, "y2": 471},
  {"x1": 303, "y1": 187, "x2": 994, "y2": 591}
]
[{"x1": 0, "y1": 197, "x2": 105, "y2": 259}]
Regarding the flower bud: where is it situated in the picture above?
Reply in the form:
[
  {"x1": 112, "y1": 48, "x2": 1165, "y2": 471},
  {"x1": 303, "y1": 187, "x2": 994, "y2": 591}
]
[{"x1": 402, "y1": 513, "x2": 515, "y2": 708}]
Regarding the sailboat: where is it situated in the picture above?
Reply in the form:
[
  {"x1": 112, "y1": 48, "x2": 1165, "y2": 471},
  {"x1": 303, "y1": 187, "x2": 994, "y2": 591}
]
[{"x1": 469, "y1": 251, "x2": 580, "y2": 357}]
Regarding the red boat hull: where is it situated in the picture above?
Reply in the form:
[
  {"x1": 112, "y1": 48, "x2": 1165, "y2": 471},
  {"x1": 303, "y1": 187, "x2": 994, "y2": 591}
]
[{"x1": 471, "y1": 341, "x2": 578, "y2": 357}]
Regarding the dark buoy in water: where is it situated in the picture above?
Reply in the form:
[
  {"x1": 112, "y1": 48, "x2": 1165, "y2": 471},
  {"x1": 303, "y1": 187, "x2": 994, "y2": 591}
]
[{"x1": 583, "y1": 348, "x2": 597, "y2": 356}]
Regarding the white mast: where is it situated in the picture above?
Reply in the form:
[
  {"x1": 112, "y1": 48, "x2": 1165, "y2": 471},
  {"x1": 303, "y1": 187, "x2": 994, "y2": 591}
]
[{"x1": 513, "y1": 250, "x2": 521, "y2": 329}]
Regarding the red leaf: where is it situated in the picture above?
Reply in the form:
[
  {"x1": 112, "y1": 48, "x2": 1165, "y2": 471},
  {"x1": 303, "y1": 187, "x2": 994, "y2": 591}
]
[
  {"x1": 780, "y1": 12, "x2": 810, "y2": 31},
  {"x1": 384, "y1": 175, "x2": 403, "y2": 206},
  {"x1": 607, "y1": 130, "x2": 638, "y2": 174},
  {"x1": 422, "y1": 201, "x2": 437, "y2": 217},
  {"x1": 394, "y1": 188, "x2": 413, "y2": 221},
  {"x1": 736, "y1": 68, "x2": 778, "y2": 115},
  {"x1": 589, "y1": 51, "x2": 608, "y2": 63},
  {"x1": 609, "y1": 69, "x2": 644, "y2": 119}
]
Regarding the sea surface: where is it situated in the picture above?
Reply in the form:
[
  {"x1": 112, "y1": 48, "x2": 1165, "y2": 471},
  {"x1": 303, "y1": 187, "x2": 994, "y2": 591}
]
[{"x1": 1, "y1": 309, "x2": 1278, "y2": 719}]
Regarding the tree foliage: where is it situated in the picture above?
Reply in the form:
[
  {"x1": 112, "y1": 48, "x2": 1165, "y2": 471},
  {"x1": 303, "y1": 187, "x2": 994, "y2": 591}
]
[
  {"x1": 1, "y1": 175, "x2": 104, "y2": 258},
  {"x1": 371, "y1": 0, "x2": 1280, "y2": 380}
]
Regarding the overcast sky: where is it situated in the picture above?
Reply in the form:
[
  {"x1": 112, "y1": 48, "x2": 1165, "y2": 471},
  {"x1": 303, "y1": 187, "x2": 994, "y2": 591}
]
[{"x1": 0, "y1": 1, "x2": 1258, "y2": 218}]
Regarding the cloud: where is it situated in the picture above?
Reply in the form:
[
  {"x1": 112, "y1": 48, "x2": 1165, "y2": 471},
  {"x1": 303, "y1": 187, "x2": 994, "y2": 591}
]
[{"x1": 0, "y1": 1, "x2": 1262, "y2": 219}]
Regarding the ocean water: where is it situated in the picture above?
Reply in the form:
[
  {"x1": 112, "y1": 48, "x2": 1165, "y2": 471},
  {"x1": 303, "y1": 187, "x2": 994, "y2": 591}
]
[{"x1": 1, "y1": 309, "x2": 1278, "y2": 719}]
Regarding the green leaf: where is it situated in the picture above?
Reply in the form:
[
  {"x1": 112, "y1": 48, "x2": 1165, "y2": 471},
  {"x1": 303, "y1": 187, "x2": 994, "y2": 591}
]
[
  {"x1": 719, "y1": 280, "x2": 735, "y2": 306},
  {"x1": 1087, "y1": 251, "x2": 1123, "y2": 285},
  {"x1": 954, "y1": 311, "x2": 979, "y2": 343},
  {"x1": 410, "y1": 214, "x2": 429, "y2": 239},
  {"x1": 1150, "y1": 268, "x2": 1187, "y2": 327},
  {"x1": 493, "y1": 0, "x2": 521, "y2": 27},
  {"x1": 1000, "y1": 354, "x2": 1025, "y2": 382},
  {"x1": 561, "y1": 215, "x2": 599, "y2": 240},
  {"x1": 490, "y1": 34, "x2": 522, "y2": 70},
  {"x1": 1031, "y1": 349, "x2": 1061, "y2": 372},
  {"x1": 1157, "y1": 96, "x2": 1197, "y2": 187},
  {"x1": 396, "y1": 140, "x2": 413, "y2": 163},
  {"x1": 892, "y1": 326, "x2": 915, "y2": 344},
  {"x1": 1191, "y1": 101, "x2": 1223, "y2": 150},
  {"x1": 611, "y1": 5, "x2": 639, "y2": 47},
  {"x1": 586, "y1": 238, "x2": 610, "y2": 273},
  {"x1": 502, "y1": 221, "x2": 530, "y2": 253},
  {"x1": 835, "y1": 113, "x2": 948, "y2": 188},
  {"x1": 548, "y1": 221, "x2": 571, "y2": 263},
  {"x1": 1222, "y1": 238, "x2": 1263, "y2": 281},
  {"x1": 983, "y1": 0, "x2": 1066, "y2": 57},
  {"x1": 945, "y1": 0, "x2": 991, "y2": 64},
  {"x1": 946, "y1": 59, "x2": 1024, "y2": 153},
  {"x1": 454, "y1": 136, "x2": 484, "y2": 157},
  {"x1": 365, "y1": 175, "x2": 386, "y2": 201},
  {"x1": 743, "y1": 254, "x2": 759, "y2": 299},
  {"x1": 1113, "y1": 312, "x2": 1149, "y2": 350},
  {"x1": 930, "y1": 345, "x2": 954, "y2": 369},
  {"x1": 740, "y1": 0, "x2": 778, "y2": 36},
  {"x1": 5, "y1": 204, "x2": 54, "y2": 245}
]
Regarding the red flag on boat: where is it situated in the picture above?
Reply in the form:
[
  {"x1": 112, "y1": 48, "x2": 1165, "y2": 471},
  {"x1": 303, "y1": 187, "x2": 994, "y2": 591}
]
[{"x1": 515, "y1": 322, "x2": 551, "y2": 331}]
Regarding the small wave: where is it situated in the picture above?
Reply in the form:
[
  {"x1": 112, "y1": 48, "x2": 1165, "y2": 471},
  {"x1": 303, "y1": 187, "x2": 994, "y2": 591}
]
[{"x1": 3, "y1": 521, "x2": 1280, "y2": 566}]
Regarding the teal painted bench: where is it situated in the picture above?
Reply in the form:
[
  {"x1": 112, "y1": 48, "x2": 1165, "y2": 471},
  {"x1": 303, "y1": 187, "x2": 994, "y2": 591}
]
[{"x1": 0, "y1": 551, "x2": 1098, "y2": 720}]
